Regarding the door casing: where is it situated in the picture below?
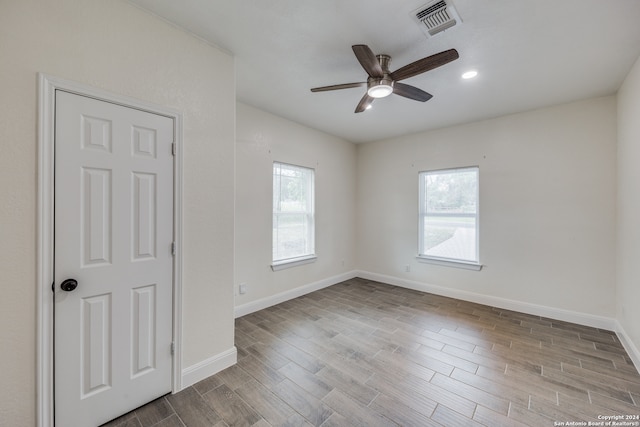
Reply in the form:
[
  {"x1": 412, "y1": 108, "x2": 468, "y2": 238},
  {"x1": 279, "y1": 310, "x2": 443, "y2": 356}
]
[{"x1": 37, "y1": 73, "x2": 184, "y2": 427}]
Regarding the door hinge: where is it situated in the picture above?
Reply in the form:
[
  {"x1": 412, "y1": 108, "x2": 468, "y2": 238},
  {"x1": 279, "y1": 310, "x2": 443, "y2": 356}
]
[
  {"x1": 51, "y1": 281, "x2": 55, "y2": 293},
  {"x1": 171, "y1": 142, "x2": 176, "y2": 156},
  {"x1": 171, "y1": 342, "x2": 175, "y2": 355},
  {"x1": 171, "y1": 241, "x2": 176, "y2": 256}
]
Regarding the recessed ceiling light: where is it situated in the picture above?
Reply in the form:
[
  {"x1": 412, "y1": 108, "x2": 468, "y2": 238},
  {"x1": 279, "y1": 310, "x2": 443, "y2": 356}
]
[{"x1": 462, "y1": 70, "x2": 478, "y2": 79}]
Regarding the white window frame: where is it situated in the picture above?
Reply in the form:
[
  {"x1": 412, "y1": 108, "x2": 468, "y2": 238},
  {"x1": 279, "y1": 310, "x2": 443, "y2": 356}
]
[
  {"x1": 271, "y1": 162, "x2": 316, "y2": 271},
  {"x1": 417, "y1": 166, "x2": 482, "y2": 271}
]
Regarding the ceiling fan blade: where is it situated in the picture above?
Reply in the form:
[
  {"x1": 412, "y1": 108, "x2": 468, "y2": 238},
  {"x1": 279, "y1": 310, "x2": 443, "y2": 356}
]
[
  {"x1": 393, "y1": 82, "x2": 433, "y2": 102},
  {"x1": 355, "y1": 93, "x2": 374, "y2": 113},
  {"x1": 390, "y1": 49, "x2": 459, "y2": 81},
  {"x1": 310, "y1": 82, "x2": 366, "y2": 92},
  {"x1": 352, "y1": 45, "x2": 384, "y2": 78}
]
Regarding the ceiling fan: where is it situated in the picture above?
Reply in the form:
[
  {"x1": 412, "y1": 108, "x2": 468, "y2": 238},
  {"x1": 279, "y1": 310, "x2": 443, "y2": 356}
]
[{"x1": 311, "y1": 44, "x2": 459, "y2": 113}]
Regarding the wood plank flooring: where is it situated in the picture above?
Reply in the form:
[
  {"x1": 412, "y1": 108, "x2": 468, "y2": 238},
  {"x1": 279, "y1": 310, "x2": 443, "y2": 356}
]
[{"x1": 104, "y1": 278, "x2": 640, "y2": 426}]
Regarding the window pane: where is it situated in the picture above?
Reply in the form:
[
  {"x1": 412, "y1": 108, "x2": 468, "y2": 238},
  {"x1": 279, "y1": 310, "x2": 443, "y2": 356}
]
[
  {"x1": 423, "y1": 215, "x2": 477, "y2": 261},
  {"x1": 273, "y1": 213, "x2": 309, "y2": 260},
  {"x1": 279, "y1": 174, "x2": 309, "y2": 212},
  {"x1": 425, "y1": 169, "x2": 477, "y2": 214},
  {"x1": 273, "y1": 162, "x2": 314, "y2": 262},
  {"x1": 419, "y1": 167, "x2": 479, "y2": 263}
]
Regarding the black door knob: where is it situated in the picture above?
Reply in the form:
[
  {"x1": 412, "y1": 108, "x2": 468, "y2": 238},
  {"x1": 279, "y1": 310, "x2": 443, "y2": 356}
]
[{"x1": 60, "y1": 278, "x2": 78, "y2": 292}]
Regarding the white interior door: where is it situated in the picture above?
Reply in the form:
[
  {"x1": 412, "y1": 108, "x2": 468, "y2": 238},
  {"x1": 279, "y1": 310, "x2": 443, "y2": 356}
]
[{"x1": 54, "y1": 90, "x2": 174, "y2": 427}]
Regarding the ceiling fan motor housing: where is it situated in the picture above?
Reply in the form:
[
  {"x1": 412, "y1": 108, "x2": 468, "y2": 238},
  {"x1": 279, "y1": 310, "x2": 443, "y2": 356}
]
[
  {"x1": 367, "y1": 55, "x2": 394, "y2": 98},
  {"x1": 376, "y1": 54, "x2": 392, "y2": 72}
]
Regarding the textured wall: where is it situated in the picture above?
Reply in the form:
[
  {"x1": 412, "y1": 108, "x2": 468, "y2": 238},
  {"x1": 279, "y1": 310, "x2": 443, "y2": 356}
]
[
  {"x1": 356, "y1": 97, "x2": 617, "y2": 317},
  {"x1": 235, "y1": 103, "x2": 357, "y2": 309},
  {"x1": 0, "y1": 1, "x2": 235, "y2": 425},
  {"x1": 617, "y1": 54, "x2": 640, "y2": 357}
]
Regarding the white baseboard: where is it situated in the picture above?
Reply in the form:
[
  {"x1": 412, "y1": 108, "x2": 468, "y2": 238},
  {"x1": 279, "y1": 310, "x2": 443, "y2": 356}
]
[
  {"x1": 234, "y1": 270, "x2": 358, "y2": 318},
  {"x1": 180, "y1": 346, "x2": 237, "y2": 389},
  {"x1": 613, "y1": 321, "x2": 640, "y2": 375},
  {"x1": 356, "y1": 270, "x2": 618, "y2": 331}
]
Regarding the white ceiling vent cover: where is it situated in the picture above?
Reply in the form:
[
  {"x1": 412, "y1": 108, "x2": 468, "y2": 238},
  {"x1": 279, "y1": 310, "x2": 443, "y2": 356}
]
[{"x1": 412, "y1": 0, "x2": 462, "y2": 38}]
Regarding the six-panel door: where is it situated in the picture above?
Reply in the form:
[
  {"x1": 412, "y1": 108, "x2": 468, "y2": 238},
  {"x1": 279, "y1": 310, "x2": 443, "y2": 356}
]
[{"x1": 54, "y1": 90, "x2": 174, "y2": 427}]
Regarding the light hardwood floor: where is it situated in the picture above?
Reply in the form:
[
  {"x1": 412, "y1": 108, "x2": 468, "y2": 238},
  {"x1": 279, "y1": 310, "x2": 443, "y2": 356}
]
[{"x1": 104, "y1": 277, "x2": 640, "y2": 426}]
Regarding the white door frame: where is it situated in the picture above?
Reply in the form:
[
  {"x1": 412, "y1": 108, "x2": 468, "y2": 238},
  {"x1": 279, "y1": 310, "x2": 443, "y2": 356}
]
[{"x1": 36, "y1": 73, "x2": 184, "y2": 427}]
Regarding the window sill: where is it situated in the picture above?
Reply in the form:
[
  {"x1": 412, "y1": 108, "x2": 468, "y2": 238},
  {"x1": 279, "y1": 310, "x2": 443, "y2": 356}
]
[
  {"x1": 271, "y1": 255, "x2": 317, "y2": 271},
  {"x1": 416, "y1": 255, "x2": 483, "y2": 271}
]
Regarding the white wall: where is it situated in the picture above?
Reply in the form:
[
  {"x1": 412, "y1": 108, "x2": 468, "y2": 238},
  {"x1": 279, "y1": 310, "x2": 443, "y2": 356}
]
[
  {"x1": 617, "y1": 55, "x2": 640, "y2": 358},
  {"x1": 235, "y1": 103, "x2": 357, "y2": 313},
  {"x1": 357, "y1": 97, "x2": 618, "y2": 318},
  {"x1": 0, "y1": 1, "x2": 235, "y2": 425}
]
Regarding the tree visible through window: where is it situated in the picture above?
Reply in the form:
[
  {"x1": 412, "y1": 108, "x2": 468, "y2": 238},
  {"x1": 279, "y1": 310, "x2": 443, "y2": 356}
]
[
  {"x1": 273, "y1": 162, "x2": 315, "y2": 263},
  {"x1": 419, "y1": 167, "x2": 479, "y2": 264}
]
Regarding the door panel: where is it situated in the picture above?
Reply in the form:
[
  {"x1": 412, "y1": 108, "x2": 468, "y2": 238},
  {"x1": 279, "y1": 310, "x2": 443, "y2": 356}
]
[
  {"x1": 131, "y1": 284, "x2": 157, "y2": 377},
  {"x1": 81, "y1": 167, "x2": 112, "y2": 266},
  {"x1": 54, "y1": 90, "x2": 174, "y2": 427},
  {"x1": 81, "y1": 293, "x2": 112, "y2": 398},
  {"x1": 132, "y1": 172, "x2": 157, "y2": 260}
]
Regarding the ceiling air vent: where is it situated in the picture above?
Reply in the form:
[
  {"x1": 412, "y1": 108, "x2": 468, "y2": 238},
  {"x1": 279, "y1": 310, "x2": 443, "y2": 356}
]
[{"x1": 412, "y1": 0, "x2": 462, "y2": 38}]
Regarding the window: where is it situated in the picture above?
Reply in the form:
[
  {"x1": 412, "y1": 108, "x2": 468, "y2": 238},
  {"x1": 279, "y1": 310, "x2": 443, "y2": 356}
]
[
  {"x1": 418, "y1": 167, "x2": 480, "y2": 269},
  {"x1": 272, "y1": 162, "x2": 315, "y2": 268}
]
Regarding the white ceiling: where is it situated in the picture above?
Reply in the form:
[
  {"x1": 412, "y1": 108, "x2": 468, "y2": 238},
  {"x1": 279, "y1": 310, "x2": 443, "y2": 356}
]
[{"x1": 128, "y1": 0, "x2": 640, "y2": 143}]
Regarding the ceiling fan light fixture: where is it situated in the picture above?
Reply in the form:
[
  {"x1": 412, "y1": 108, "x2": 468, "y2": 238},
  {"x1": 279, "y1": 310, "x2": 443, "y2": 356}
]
[
  {"x1": 367, "y1": 75, "x2": 394, "y2": 98},
  {"x1": 368, "y1": 84, "x2": 393, "y2": 98}
]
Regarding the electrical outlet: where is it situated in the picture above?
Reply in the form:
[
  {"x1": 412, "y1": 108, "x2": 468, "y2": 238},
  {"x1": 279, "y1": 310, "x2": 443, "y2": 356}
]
[
  {"x1": 405, "y1": 265, "x2": 410, "y2": 272},
  {"x1": 239, "y1": 283, "x2": 247, "y2": 294}
]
